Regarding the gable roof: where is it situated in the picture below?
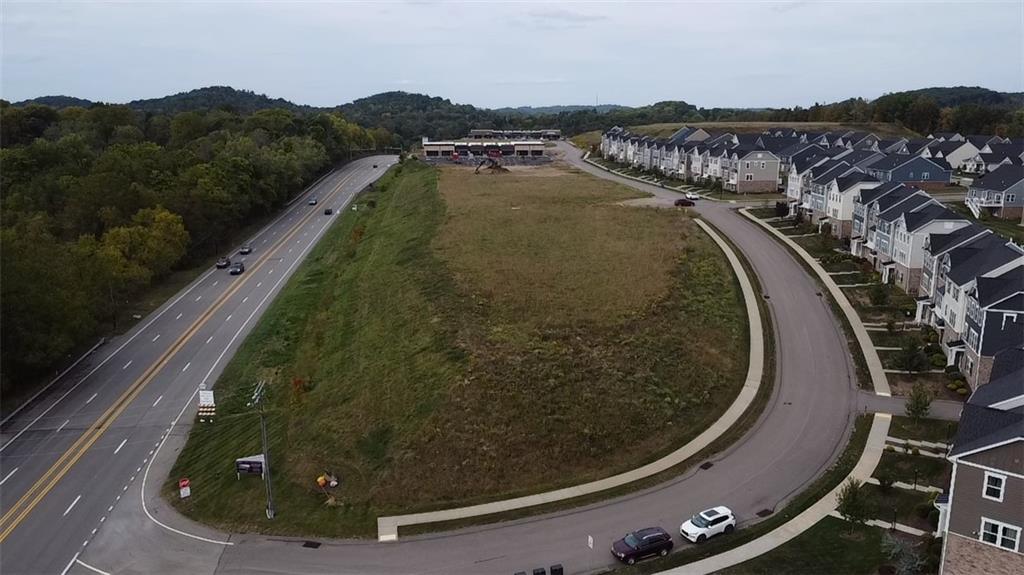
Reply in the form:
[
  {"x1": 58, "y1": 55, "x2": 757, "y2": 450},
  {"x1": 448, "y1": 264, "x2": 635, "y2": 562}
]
[
  {"x1": 858, "y1": 181, "x2": 907, "y2": 205},
  {"x1": 972, "y1": 165, "x2": 1024, "y2": 192},
  {"x1": 835, "y1": 172, "x2": 879, "y2": 192},
  {"x1": 902, "y1": 204, "x2": 964, "y2": 232},
  {"x1": 975, "y1": 266, "x2": 1024, "y2": 308},
  {"x1": 812, "y1": 163, "x2": 856, "y2": 186},
  {"x1": 835, "y1": 149, "x2": 886, "y2": 168},
  {"x1": 927, "y1": 223, "x2": 989, "y2": 256},
  {"x1": 945, "y1": 236, "x2": 1023, "y2": 285},
  {"x1": 878, "y1": 193, "x2": 934, "y2": 222}
]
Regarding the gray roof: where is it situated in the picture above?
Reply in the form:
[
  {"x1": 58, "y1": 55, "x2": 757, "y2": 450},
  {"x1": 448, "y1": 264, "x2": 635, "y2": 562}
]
[
  {"x1": 976, "y1": 266, "x2": 1024, "y2": 308},
  {"x1": 928, "y1": 141, "x2": 971, "y2": 156},
  {"x1": 972, "y1": 165, "x2": 1024, "y2": 192},
  {"x1": 949, "y1": 400, "x2": 1023, "y2": 458},
  {"x1": 902, "y1": 204, "x2": 964, "y2": 232},
  {"x1": 858, "y1": 181, "x2": 907, "y2": 205},
  {"x1": 878, "y1": 193, "x2": 934, "y2": 223},
  {"x1": 836, "y1": 149, "x2": 886, "y2": 168},
  {"x1": 990, "y1": 347, "x2": 1024, "y2": 381},
  {"x1": 836, "y1": 172, "x2": 879, "y2": 192},
  {"x1": 987, "y1": 142, "x2": 1024, "y2": 157},
  {"x1": 945, "y1": 236, "x2": 1023, "y2": 286},
  {"x1": 926, "y1": 224, "x2": 990, "y2": 257},
  {"x1": 812, "y1": 163, "x2": 856, "y2": 186}
]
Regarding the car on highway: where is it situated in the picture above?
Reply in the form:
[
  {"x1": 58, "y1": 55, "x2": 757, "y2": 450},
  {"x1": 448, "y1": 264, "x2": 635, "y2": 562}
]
[
  {"x1": 685, "y1": 192, "x2": 701, "y2": 200},
  {"x1": 216, "y1": 257, "x2": 231, "y2": 269},
  {"x1": 680, "y1": 506, "x2": 736, "y2": 544},
  {"x1": 674, "y1": 198, "x2": 695, "y2": 207},
  {"x1": 611, "y1": 527, "x2": 673, "y2": 565},
  {"x1": 324, "y1": 208, "x2": 333, "y2": 215},
  {"x1": 239, "y1": 245, "x2": 252, "y2": 255},
  {"x1": 308, "y1": 198, "x2": 318, "y2": 205},
  {"x1": 228, "y1": 262, "x2": 245, "y2": 275}
]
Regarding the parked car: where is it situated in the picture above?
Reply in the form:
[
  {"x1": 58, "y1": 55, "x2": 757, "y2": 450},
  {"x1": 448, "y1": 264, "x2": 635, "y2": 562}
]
[
  {"x1": 239, "y1": 245, "x2": 252, "y2": 255},
  {"x1": 685, "y1": 192, "x2": 701, "y2": 200},
  {"x1": 216, "y1": 257, "x2": 231, "y2": 269},
  {"x1": 611, "y1": 527, "x2": 673, "y2": 565},
  {"x1": 674, "y1": 198, "x2": 695, "y2": 207},
  {"x1": 373, "y1": 164, "x2": 378, "y2": 168},
  {"x1": 229, "y1": 262, "x2": 245, "y2": 275},
  {"x1": 324, "y1": 208, "x2": 333, "y2": 215},
  {"x1": 308, "y1": 198, "x2": 318, "y2": 205},
  {"x1": 680, "y1": 506, "x2": 736, "y2": 544}
]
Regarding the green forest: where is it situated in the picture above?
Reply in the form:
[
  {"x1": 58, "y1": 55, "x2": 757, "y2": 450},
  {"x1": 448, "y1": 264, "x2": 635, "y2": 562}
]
[{"x1": 0, "y1": 102, "x2": 391, "y2": 398}]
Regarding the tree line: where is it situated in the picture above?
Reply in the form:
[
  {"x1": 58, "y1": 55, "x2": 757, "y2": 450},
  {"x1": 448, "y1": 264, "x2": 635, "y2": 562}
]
[{"x1": 1, "y1": 102, "x2": 392, "y2": 398}]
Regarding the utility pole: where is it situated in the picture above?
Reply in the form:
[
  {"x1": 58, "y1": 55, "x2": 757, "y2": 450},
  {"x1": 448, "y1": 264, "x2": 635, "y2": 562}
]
[{"x1": 250, "y1": 380, "x2": 275, "y2": 519}]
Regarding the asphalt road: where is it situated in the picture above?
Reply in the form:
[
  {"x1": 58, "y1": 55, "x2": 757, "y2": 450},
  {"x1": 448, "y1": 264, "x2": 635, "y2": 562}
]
[
  {"x1": 4, "y1": 147, "x2": 861, "y2": 575},
  {"x1": 0, "y1": 156, "x2": 397, "y2": 575}
]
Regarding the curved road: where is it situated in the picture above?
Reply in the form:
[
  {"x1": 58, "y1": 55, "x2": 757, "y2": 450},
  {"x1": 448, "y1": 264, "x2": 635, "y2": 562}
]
[{"x1": 4, "y1": 148, "x2": 859, "y2": 575}]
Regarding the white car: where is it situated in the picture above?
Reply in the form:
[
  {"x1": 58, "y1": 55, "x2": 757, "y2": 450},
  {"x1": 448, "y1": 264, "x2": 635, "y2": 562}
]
[
  {"x1": 685, "y1": 192, "x2": 701, "y2": 200},
  {"x1": 680, "y1": 506, "x2": 736, "y2": 543}
]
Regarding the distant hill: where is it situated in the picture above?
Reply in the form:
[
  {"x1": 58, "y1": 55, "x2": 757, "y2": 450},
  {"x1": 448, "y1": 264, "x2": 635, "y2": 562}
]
[
  {"x1": 14, "y1": 86, "x2": 314, "y2": 114},
  {"x1": 490, "y1": 104, "x2": 629, "y2": 116},
  {"x1": 12, "y1": 95, "x2": 96, "y2": 109},
  {"x1": 873, "y1": 86, "x2": 1024, "y2": 108}
]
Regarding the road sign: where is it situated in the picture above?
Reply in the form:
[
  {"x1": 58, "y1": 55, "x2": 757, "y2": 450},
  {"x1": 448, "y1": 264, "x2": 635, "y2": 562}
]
[
  {"x1": 236, "y1": 454, "x2": 266, "y2": 478},
  {"x1": 198, "y1": 389, "x2": 216, "y2": 422},
  {"x1": 179, "y1": 478, "x2": 191, "y2": 499}
]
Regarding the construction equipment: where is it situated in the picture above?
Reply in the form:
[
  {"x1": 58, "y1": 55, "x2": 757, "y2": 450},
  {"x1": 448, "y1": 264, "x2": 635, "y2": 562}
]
[{"x1": 475, "y1": 157, "x2": 509, "y2": 174}]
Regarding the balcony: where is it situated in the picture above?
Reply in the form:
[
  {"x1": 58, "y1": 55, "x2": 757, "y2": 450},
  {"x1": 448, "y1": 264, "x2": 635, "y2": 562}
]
[{"x1": 965, "y1": 194, "x2": 1002, "y2": 217}]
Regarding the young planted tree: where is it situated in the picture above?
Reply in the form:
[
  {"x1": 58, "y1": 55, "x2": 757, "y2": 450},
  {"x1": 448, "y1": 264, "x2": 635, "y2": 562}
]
[
  {"x1": 837, "y1": 478, "x2": 870, "y2": 532},
  {"x1": 906, "y1": 383, "x2": 934, "y2": 422}
]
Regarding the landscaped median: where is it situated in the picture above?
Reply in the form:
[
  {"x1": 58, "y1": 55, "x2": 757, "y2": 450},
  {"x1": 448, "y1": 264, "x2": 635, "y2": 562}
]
[{"x1": 166, "y1": 158, "x2": 754, "y2": 539}]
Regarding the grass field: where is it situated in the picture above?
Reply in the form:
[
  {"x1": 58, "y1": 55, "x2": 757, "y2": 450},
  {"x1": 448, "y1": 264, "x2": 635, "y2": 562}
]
[
  {"x1": 167, "y1": 160, "x2": 747, "y2": 537},
  {"x1": 889, "y1": 416, "x2": 957, "y2": 444},
  {"x1": 719, "y1": 517, "x2": 892, "y2": 575},
  {"x1": 946, "y1": 201, "x2": 1024, "y2": 244}
]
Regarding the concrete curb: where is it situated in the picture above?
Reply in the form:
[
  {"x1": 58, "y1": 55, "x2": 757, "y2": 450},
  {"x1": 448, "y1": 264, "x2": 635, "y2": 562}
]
[
  {"x1": 375, "y1": 217, "x2": 766, "y2": 541},
  {"x1": 738, "y1": 207, "x2": 891, "y2": 396},
  {"x1": 660, "y1": 413, "x2": 892, "y2": 574}
]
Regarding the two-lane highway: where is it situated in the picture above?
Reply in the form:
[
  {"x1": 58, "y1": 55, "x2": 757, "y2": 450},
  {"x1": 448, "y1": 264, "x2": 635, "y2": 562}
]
[{"x1": 0, "y1": 156, "x2": 397, "y2": 574}]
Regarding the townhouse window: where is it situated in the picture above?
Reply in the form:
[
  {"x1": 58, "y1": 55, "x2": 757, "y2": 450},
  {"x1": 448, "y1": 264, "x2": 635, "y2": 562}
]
[
  {"x1": 745, "y1": 174, "x2": 753, "y2": 181},
  {"x1": 760, "y1": 162, "x2": 766, "y2": 169},
  {"x1": 922, "y1": 172, "x2": 930, "y2": 179},
  {"x1": 981, "y1": 518, "x2": 1020, "y2": 551},
  {"x1": 745, "y1": 161, "x2": 750, "y2": 169},
  {"x1": 1008, "y1": 194, "x2": 1016, "y2": 203}
]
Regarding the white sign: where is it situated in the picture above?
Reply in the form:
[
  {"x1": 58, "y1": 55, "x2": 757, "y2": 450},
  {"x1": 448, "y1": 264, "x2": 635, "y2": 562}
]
[
  {"x1": 179, "y1": 485, "x2": 191, "y2": 499},
  {"x1": 199, "y1": 390, "x2": 215, "y2": 406},
  {"x1": 587, "y1": 535, "x2": 593, "y2": 549}
]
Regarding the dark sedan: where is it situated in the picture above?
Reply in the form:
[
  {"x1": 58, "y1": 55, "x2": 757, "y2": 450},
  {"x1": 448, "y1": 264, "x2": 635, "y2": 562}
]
[
  {"x1": 215, "y1": 257, "x2": 231, "y2": 269},
  {"x1": 611, "y1": 527, "x2": 673, "y2": 565},
  {"x1": 674, "y1": 198, "x2": 695, "y2": 207},
  {"x1": 229, "y1": 262, "x2": 245, "y2": 275}
]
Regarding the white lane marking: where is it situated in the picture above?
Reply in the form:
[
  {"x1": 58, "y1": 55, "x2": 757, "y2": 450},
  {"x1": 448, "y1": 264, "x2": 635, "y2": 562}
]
[
  {"x1": 226, "y1": 315, "x2": 232, "y2": 322},
  {"x1": 101, "y1": 516, "x2": 106, "y2": 522},
  {"x1": 56, "y1": 419, "x2": 69, "y2": 433},
  {"x1": 114, "y1": 438, "x2": 128, "y2": 454},
  {"x1": 242, "y1": 297, "x2": 248, "y2": 304},
  {"x1": 175, "y1": 312, "x2": 183, "y2": 320},
  {"x1": 85, "y1": 393, "x2": 98, "y2": 405},
  {"x1": 91, "y1": 528, "x2": 97, "y2": 535},
  {"x1": 152, "y1": 395, "x2": 163, "y2": 407},
  {"x1": 288, "y1": 248, "x2": 292, "y2": 254},
  {"x1": 0, "y1": 467, "x2": 19, "y2": 486},
  {"x1": 256, "y1": 282, "x2": 262, "y2": 288},
  {"x1": 262, "y1": 239, "x2": 267, "y2": 244},
  {"x1": 75, "y1": 559, "x2": 111, "y2": 575},
  {"x1": 108, "y1": 506, "x2": 113, "y2": 512},
  {"x1": 62, "y1": 495, "x2": 82, "y2": 516},
  {"x1": 195, "y1": 296, "x2": 202, "y2": 302},
  {"x1": 135, "y1": 188, "x2": 354, "y2": 547},
  {"x1": 268, "y1": 269, "x2": 274, "y2": 275},
  {"x1": 182, "y1": 362, "x2": 191, "y2": 372},
  {"x1": 122, "y1": 360, "x2": 132, "y2": 370},
  {"x1": 212, "y1": 281, "x2": 218, "y2": 287},
  {"x1": 59, "y1": 553, "x2": 80, "y2": 575},
  {"x1": 152, "y1": 334, "x2": 160, "y2": 342},
  {"x1": 206, "y1": 336, "x2": 213, "y2": 344},
  {"x1": 0, "y1": 265, "x2": 218, "y2": 452}
]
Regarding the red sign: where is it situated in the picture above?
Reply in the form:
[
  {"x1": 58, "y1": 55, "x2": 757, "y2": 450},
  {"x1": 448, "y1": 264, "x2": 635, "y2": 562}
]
[
  {"x1": 179, "y1": 478, "x2": 190, "y2": 489},
  {"x1": 179, "y1": 477, "x2": 192, "y2": 499}
]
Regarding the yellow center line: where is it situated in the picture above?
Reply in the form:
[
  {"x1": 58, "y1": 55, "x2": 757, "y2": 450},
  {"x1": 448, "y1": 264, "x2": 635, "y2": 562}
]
[{"x1": 0, "y1": 164, "x2": 366, "y2": 541}]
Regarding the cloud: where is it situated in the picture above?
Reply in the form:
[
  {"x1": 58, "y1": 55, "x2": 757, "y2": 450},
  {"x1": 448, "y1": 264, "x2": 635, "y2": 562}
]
[{"x1": 524, "y1": 7, "x2": 606, "y2": 28}]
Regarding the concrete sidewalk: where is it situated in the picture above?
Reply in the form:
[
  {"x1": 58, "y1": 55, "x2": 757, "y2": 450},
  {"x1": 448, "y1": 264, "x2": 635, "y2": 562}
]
[
  {"x1": 739, "y1": 207, "x2": 891, "y2": 397},
  {"x1": 662, "y1": 413, "x2": 892, "y2": 574},
  {"x1": 377, "y1": 218, "x2": 767, "y2": 541}
]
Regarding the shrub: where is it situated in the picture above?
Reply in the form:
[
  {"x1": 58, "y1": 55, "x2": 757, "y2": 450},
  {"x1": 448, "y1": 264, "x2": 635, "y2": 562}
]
[
  {"x1": 906, "y1": 382, "x2": 933, "y2": 421},
  {"x1": 957, "y1": 387, "x2": 969, "y2": 396},
  {"x1": 946, "y1": 382, "x2": 959, "y2": 390},
  {"x1": 877, "y1": 472, "x2": 895, "y2": 492},
  {"x1": 930, "y1": 353, "x2": 946, "y2": 368}
]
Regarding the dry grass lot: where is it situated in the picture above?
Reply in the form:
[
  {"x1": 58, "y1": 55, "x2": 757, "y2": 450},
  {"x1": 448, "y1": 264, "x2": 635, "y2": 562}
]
[{"x1": 168, "y1": 160, "x2": 746, "y2": 537}]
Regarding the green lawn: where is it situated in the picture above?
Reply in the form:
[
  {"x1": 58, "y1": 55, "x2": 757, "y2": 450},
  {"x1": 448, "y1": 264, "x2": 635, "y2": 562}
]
[
  {"x1": 946, "y1": 201, "x2": 1024, "y2": 244},
  {"x1": 890, "y1": 416, "x2": 957, "y2": 444},
  {"x1": 862, "y1": 484, "x2": 936, "y2": 532},
  {"x1": 167, "y1": 160, "x2": 748, "y2": 538},
  {"x1": 875, "y1": 451, "x2": 950, "y2": 489},
  {"x1": 718, "y1": 517, "x2": 891, "y2": 575},
  {"x1": 793, "y1": 233, "x2": 841, "y2": 259}
]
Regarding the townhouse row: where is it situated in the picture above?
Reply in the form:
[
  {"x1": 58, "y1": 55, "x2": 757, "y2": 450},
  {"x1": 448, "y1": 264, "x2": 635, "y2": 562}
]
[{"x1": 599, "y1": 126, "x2": 1024, "y2": 220}]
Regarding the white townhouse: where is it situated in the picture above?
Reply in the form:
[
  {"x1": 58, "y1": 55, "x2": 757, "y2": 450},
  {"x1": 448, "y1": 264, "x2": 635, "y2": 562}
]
[
  {"x1": 924, "y1": 140, "x2": 980, "y2": 172},
  {"x1": 887, "y1": 204, "x2": 969, "y2": 295},
  {"x1": 825, "y1": 173, "x2": 880, "y2": 239},
  {"x1": 917, "y1": 225, "x2": 992, "y2": 317}
]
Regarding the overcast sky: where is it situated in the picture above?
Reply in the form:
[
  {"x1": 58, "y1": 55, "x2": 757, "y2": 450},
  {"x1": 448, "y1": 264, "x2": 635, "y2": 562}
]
[{"x1": 2, "y1": 1, "x2": 1022, "y2": 109}]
